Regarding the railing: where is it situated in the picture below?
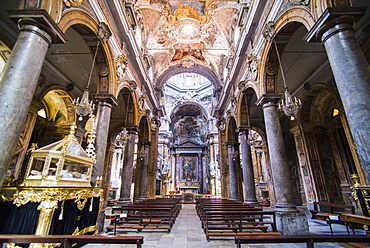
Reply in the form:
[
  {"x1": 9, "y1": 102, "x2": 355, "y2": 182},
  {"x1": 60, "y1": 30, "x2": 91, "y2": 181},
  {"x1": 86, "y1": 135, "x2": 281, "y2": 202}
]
[
  {"x1": 0, "y1": 235, "x2": 144, "y2": 248},
  {"x1": 235, "y1": 234, "x2": 370, "y2": 248}
]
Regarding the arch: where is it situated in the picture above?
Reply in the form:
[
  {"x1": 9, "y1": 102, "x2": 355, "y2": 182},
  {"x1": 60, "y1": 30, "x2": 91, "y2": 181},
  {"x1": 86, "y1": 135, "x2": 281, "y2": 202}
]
[
  {"x1": 138, "y1": 115, "x2": 152, "y2": 143},
  {"x1": 258, "y1": 7, "x2": 316, "y2": 98},
  {"x1": 297, "y1": 82, "x2": 342, "y2": 126},
  {"x1": 274, "y1": 6, "x2": 315, "y2": 33},
  {"x1": 41, "y1": 89, "x2": 76, "y2": 125},
  {"x1": 58, "y1": 8, "x2": 100, "y2": 34},
  {"x1": 226, "y1": 117, "x2": 238, "y2": 143},
  {"x1": 58, "y1": 9, "x2": 116, "y2": 96},
  {"x1": 112, "y1": 87, "x2": 140, "y2": 128},
  {"x1": 169, "y1": 101, "x2": 209, "y2": 129},
  {"x1": 237, "y1": 87, "x2": 255, "y2": 128},
  {"x1": 156, "y1": 64, "x2": 222, "y2": 90}
]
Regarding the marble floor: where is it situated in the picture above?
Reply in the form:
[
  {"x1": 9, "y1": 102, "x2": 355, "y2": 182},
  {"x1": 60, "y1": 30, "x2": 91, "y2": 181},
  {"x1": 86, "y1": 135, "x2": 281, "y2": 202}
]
[{"x1": 85, "y1": 204, "x2": 368, "y2": 248}]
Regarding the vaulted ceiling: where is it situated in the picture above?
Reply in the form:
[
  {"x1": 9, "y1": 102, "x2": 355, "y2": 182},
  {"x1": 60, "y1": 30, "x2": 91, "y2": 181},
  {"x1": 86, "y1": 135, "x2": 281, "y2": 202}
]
[{"x1": 134, "y1": 0, "x2": 240, "y2": 82}]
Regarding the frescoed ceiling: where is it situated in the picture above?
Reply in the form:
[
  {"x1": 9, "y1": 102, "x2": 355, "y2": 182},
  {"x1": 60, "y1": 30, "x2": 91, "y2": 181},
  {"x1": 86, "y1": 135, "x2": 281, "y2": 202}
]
[{"x1": 133, "y1": 0, "x2": 240, "y2": 82}]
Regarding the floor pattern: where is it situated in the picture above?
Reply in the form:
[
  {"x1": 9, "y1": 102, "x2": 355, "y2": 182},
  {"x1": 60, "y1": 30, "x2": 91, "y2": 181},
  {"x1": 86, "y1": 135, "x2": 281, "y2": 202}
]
[{"x1": 84, "y1": 204, "x2": 367, "y2": 248}]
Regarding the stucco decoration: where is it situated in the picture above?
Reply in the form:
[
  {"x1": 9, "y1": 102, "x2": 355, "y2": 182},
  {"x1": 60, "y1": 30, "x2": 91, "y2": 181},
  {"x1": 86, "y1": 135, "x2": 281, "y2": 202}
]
[
  {"x1": 116, "y1": 54, "x2": 128, "y2": 79},
  {"x1": 63, "y1": 0, "x2": 83, "y2": 7},
  {"x1": 262, "y1": 21, "x2": 276, "y2": 42},
  {"x1": 136, "y1": 0, "x2": 239, "y2": 83},
  {"x1": 289, "y1": 0, "x2": 309, "y2": 5},
  {"x1": 246, "y1": 54, "x2": 258, "y2": 81}
]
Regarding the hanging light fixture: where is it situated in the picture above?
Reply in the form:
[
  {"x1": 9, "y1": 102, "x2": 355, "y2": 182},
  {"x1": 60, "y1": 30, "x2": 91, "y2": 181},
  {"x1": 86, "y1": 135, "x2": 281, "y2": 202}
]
[
  {"x1": 244, "y1": 93, "x2": 256, "y2": 146},
  {"x1": 273, "y1": 39, "x2": 302, "y2": 120},
  {"x1": 73, "y1": 23, "x2": 111, "y2": 121},
  {"x1": 72, "y1": 41, "x2": 99, "y2": 121}
]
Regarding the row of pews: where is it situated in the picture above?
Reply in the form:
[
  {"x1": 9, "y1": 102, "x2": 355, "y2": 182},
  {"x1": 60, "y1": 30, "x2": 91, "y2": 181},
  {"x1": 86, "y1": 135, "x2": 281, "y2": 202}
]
[
  {"x1": 196, "y1": 198, "x2": 281, "y2": 241},
  {"x1": 106, "y1": 198, "x2": 181, "y2": 234}
]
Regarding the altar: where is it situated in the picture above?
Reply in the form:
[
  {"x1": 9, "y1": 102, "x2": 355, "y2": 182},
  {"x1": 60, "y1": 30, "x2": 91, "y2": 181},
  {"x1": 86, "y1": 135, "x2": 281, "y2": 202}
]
[{"x1": 178, "y1": 186, "x2": 199, "y2": 194}]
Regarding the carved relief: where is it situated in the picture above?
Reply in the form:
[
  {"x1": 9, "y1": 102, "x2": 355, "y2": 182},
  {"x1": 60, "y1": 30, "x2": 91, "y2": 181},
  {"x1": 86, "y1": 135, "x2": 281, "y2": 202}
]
[
  {"x1": 216, "y1": 117, "x2": 226, "y2": 134},
  {"x1": 289, "y1": 0, "x2": 309, "y2": 5},
  {"x1": 63, "y1": 0, "x2": 83, "y2": 7},
  {"x1": 151, "y1": 116, "x2": 161, "y2": 132},
  {"x1": 116, "y1": 54, "x2": 128, "y2": 79},
  {"x1": 262, "y1": 21, "x2": 275, "y2": 42},
  {"x1": 246, "y1": 54, "x2": 258, "y2": 81}
]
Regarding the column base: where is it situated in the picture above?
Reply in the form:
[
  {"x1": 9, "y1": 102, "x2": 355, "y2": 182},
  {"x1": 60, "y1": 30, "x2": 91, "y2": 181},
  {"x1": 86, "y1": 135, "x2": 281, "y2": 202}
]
[
  {"x1": 135, "y1": 196, "x2": 148, "y2": 202},
  {"x1": 117, "y1": 198, "x2": 132, "y2": 205},
  {"x1": 244, "y1": 199, "x2": 259, "y2": 205},
  {"x1": 276, "y1": 211, "x2": 309, "y2": 235},
  {"x1": 97, "y1": 210, "x2": 106, "y2": 233}
]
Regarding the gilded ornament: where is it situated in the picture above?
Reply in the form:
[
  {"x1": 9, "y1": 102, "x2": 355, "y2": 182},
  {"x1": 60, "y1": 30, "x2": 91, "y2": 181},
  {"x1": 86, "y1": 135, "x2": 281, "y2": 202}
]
[
  {"x1": 4, "y1": 243, "x2": 22, "y2": 248},
  {"x1": 117, "y1": 54, "x2": 128, "y2": 79},
  {"x1": 63, "y1": 0, "x2": 83, "y2": 7},
  {"x1": 72, "y1": 224, "x2": 98, "y2": 235},
  {"x1": 181, "y1": 59, "x2": 195, "y2": 68},
  {"x1": 0, "y1": 194, "x2": 14, "y2": 202}
]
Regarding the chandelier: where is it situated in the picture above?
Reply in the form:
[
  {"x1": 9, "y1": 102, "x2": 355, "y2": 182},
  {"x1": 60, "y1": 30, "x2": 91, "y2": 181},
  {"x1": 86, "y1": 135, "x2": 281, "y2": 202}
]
[
  {"x1": 73, "y1": 23, "x2": 111, "y2": 121},
  {"x1": 273, "y1": 39, "x2": 302, "y2": 120}
]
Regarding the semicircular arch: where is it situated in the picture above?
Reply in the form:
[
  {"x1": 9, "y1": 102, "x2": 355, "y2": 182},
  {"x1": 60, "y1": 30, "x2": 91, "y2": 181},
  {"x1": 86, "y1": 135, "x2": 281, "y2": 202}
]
[{"x1": 156, "y1": 64, "x2": 222, "y2": 90}]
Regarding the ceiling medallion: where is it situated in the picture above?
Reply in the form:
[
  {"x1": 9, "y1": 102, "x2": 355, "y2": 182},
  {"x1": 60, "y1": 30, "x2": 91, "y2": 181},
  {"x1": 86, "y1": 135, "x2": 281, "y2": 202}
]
[{"x1": 176, "y1": 19, "x2": 200, "y2": 41}]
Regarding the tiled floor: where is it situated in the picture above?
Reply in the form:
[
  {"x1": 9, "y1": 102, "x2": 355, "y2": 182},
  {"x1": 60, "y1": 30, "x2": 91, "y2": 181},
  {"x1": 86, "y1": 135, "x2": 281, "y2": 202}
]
[{"x1": 85, "y1": 204, "x2": 368, "y2": 248}]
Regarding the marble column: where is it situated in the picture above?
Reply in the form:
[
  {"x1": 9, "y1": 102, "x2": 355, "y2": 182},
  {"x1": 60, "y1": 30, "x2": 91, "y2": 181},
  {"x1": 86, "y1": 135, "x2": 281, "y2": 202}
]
[
  {"x1": 0, "y1": 17, "x2": 64, "y2": 188},
  {"x1": 138, "y1": 142, "x2": 151, "y2": 200},
  {"x1": 198, "y1": 153, "x2": 203, "y2": 194},
  {"x1": 118, "y1": 129, "x2": 137, "y2": 204},
  {"x1": 258, "y1": 96, "x2": 296, "y2": 210},
  {"x1": 148, "y1": 117, "x2": 160, "y2": 198},
  {"x1": 226, "y1": 142, "x2": 239, "y2": 200},
  {"x1": 257, "y1": 94, "x2": 308, "y2": 234},
  {"x1": 175, "y1": 154, "x2": 180, "y2": 192},
  {"x1": 92, "y1": 95, "x2": 118, "y2": 186},
  {"x1": 306, "y1": 8, "x2": 370, "y2": 180},
  {"x1": 239, "y1": 130, "x2": 258, "y2": 205}
]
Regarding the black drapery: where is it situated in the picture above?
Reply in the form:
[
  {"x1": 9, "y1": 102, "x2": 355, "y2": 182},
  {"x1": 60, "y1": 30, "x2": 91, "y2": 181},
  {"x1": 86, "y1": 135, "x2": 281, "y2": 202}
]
[
  {"x1": 49, "y1": 197, "x2": 99, "y2": 235},
  {"x1": 0, "y1": 201, "x2": 39, "y2": 234}
]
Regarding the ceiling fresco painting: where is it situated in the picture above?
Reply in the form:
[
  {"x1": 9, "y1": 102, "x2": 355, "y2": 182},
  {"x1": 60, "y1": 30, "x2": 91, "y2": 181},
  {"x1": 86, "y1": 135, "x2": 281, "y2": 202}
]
[{"x1": 135, "y1": 0, "x2": 239, "y2": 80}]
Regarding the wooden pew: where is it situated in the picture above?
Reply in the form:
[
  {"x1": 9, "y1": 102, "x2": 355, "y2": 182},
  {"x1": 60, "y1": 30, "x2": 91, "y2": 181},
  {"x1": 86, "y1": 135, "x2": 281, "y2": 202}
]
[
  {"x1": 309, "y1": 202, "x2": 355, "y2": 219},
  {"x1": 0, "y1": 235, "x2": 144, "y2": 248},
  {"x1": 340, "y1": 213, "x2": 370, "y2": 235},
  {"x1": 202, "y1": 210, "x2": 279, "y2": 241},
  {"x1": 235, "y1": 234, "x2": 370, "y2": 248},
  {"x1": 107, "y1": 199, "x2": 181, "y2": 234},
  {"x1": 108, "y1": 207, "x2": 174, "y2": 233}
]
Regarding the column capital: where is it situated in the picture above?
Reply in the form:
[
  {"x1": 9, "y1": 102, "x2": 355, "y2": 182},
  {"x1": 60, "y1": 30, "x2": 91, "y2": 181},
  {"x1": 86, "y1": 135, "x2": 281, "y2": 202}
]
[
  {"x1": 143, "y1": 140, "x2": 152, "y2": 146},
  {"x1": 236, "y1": 125, "x2": 251, "y2": 134},
  {"x1": 94, "y1": 93, "x2": 119, "y2": 106},
  {"x1": 126, "y1": 126, "x2": 139, "y2": 134},
  {"x1": 225, "y1": 141, "x2": 238, "y2": 147},
  {"x1": 256, "y1": 93, "x2": 282, "y2": 106},
  {"x1": 305, "y1": 7, "x2": 366, "y2": 43},
  {"x1": 8, "y1": 9, "x2": 68, "y2": 44}
]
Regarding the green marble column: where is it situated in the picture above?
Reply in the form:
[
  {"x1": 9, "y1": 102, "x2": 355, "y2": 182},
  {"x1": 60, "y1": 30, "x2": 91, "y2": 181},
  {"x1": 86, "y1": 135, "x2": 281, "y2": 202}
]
[
  {"x1": 306, "y1": 7, "x2": 370, "y2": 181},
  {"x1": 0, "y1": 17, "x2": 62, "y2": 188}
]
